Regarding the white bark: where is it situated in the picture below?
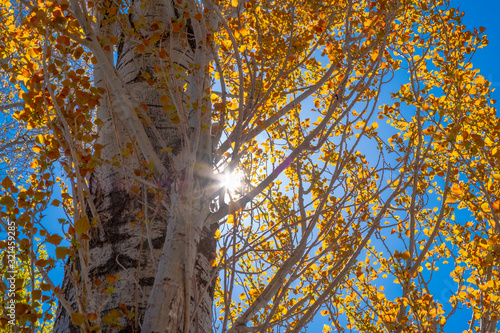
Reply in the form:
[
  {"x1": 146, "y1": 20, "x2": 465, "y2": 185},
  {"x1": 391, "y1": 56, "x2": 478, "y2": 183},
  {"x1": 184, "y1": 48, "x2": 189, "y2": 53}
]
[{"x1": 54, "y1": 0, "x2": 217, "y2": 332}]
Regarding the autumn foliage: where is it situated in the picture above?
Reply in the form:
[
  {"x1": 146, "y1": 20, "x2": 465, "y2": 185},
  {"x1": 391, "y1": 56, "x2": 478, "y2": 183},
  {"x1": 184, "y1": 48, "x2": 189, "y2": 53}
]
[{"x1": 0, "y1": 0, "x2": 499, "y2": 332}]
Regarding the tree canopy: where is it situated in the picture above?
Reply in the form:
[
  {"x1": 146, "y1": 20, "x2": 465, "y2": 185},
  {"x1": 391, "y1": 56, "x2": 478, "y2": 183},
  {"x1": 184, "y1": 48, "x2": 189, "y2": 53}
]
[{"x1": 0, "y1": 0, "x2": 499, "y2": 332}]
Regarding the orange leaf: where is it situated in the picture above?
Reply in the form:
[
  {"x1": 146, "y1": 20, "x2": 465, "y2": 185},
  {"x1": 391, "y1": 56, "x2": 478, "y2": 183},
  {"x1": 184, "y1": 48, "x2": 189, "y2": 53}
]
[
  {"x1": 32, "y1": 290, "x2": 42, "y2": 300},
  {"x1": 106, "y1": 274, "x2": 119, "y2": 284},
  {"x1": 1, "y1": 177, "x2": 13, "y2": 189},
  {"x1": 159, "y1": 48, "x2": 167, "y2": 59},
  {"x1": 46, "y1": 234, "x2": 63, "y2": 246},
  {"x1": 16, "y1": 303, "x2": 29, "y2": 316},
  {"x1": 0, "y1": 196, "x2": 15, "y2": 210},
  {"x1": 87, "y1": 313, "x2": 98, "y2": 322},
  {"x1": 136, "y1": 44, "x2": 146, "y2": 53},
  {"x1": 172, "y1": 22, "x2": 183, "y2": 33},
  {"x1": 57, "y1": 35, "x2": 70, "y2": 47}
]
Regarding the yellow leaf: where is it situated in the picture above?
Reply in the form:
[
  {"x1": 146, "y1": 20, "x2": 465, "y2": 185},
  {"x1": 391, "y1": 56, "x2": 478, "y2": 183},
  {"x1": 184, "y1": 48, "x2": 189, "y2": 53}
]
[
  {"x1": 231, "y1": 0, "x2": 238, "y2": 7},
  {"x1": 239, "y1": 28, "x2": 248, "y2": 36},
  {"x1": 71, "y1": 313, "x2": 86, "y2": 326},
  {"x1": 451, "y1": 183, "x2": 463, "y2": 196},
  {"x1": 227, "y1": 214, "x2": 234, "y2": 225},
  {"x1": 422, "y1": 126, "x2": 435, "y2": 135},
  {"x1": 400, "y1": 250, "x2": 411, "y2": 260},
  {"x1": 221, "y1": 40, "x2": 232, "y2": 49}
]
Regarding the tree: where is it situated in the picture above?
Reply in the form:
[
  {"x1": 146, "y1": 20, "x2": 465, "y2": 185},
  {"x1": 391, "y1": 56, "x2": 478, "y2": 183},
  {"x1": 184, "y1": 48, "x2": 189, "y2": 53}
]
[
  {"x1": 0, "y1": 243, "x2": 56, "y2": 333},
  {"x1": 1, "y1": 0, "x2": 499, "y2": 332}
]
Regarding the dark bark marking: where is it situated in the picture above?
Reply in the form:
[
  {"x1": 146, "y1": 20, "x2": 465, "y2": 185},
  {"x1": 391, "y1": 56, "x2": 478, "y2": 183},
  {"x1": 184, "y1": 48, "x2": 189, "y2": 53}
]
[
  {"x1": 90, "y1": 252, "x2": 138, "y2": 277},
  {"x1": 139, "y1": 276, "x2": 155, "y2": 286}
]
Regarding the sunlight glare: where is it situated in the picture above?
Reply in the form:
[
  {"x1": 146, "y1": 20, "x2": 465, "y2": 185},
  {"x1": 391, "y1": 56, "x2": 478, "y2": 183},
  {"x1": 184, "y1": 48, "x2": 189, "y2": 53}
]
[{"x1": 220, "y1": 170, "x2": 244, "y2": 193}]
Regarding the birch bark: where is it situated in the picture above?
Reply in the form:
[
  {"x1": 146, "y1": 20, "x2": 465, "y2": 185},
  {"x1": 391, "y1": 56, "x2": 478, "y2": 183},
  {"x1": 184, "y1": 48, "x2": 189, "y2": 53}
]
[{"x1": 53, "y1": 0, "x2": 217, "y2": 332}]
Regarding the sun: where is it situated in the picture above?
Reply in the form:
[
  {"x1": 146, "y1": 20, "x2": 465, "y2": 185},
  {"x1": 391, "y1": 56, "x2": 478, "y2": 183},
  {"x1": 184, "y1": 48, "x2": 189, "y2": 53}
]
[{"x1": 219, "y1": 170, "x2": 244, "y2": 194}]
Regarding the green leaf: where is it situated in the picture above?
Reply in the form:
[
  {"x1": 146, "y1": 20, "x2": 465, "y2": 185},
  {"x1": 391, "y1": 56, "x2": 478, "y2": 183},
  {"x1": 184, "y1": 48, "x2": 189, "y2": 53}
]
[{"x1": 105, "y1": 286, "x2": 115, "y2": 295}]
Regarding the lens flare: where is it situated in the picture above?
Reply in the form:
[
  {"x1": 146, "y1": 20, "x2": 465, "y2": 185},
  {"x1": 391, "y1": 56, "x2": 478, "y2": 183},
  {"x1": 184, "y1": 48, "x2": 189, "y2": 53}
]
[{"x1": 220, "y1": 170, "x2": 244, "y2": 193}]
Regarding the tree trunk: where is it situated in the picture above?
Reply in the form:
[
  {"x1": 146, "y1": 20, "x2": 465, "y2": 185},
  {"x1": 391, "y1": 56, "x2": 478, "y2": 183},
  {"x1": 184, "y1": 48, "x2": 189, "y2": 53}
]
[{"x1": 53, "y1": 0, "x2": 216, "y2": 332}]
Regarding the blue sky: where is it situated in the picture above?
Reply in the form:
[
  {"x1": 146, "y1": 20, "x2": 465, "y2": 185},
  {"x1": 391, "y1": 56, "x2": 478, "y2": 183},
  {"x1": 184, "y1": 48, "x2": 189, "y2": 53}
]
[
  {"x1": 307, "y1": 1, "x2": 500, "y2": 332},
  {"x1": 461, "y1": 0, "x2": 500, "y2": 101}
]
